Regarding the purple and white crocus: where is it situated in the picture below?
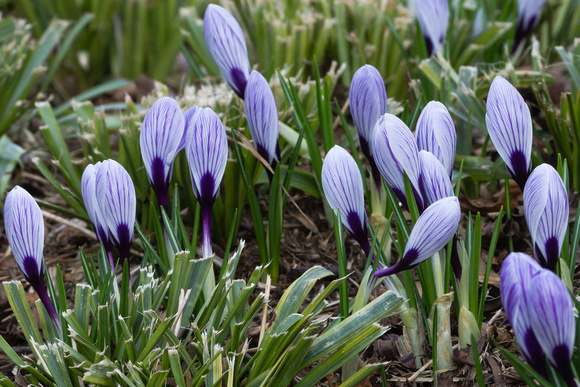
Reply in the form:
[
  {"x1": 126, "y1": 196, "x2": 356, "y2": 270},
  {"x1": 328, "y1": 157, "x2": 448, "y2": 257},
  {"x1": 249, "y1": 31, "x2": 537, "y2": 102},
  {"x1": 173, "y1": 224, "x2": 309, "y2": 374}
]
[
  {"x1": 140, "y1": 97, "x2": 185, "y2": 210},
  {"x1": 418, "y1": 150, "x2": 454, "y2": 206},
  {"x1": 415, "y1": 0, "x2": 449, "y2": 56},
  {"x1": 523, "y1": 164, "x2": 569, "y2": 271},
  {"x1": 83, "y1": 160, "x2": 136, "y2": 272},
  {"x1": 415, "y1": 101, "x2": 456, "y2": 176},
  {"x1": 349, "y1": 65, "x2": 387, "y2": 190},
  {"x1": 500, "y1": 252, "x2": 547, "y2": 376},
  {"x1": 321, "y1": 145, "x2": 370, "y2": 255},
  {"x1": 204, "y1": 4, "x2": 251, "y2": 98},
  {"x1": 372, "y1": 113, "x2": 425, "y2": 212},
  {"x1": 4, "y1": 186, "x2": 61, "y2": 333},
  {"x1": 185, "y1": 108, "x2": 228, "y2": 258},
  {"x1": 374, "y1": 196, "x2": 461, "y2": 278},
  {"x1": 485, "y1": 76, "x2": 533, "y2": 190},
  {"x1": 245, "y1": 70, "x2": 279, "y2": 170},
  {"x1": 514, "y1": 0, "x2": 547, "y2": 52}
]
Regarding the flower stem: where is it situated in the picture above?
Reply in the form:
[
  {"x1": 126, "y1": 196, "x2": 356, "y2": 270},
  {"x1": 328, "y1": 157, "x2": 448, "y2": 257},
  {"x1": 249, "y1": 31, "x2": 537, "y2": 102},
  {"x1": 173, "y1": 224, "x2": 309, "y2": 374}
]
[
  {"x1": 201, "y1": 205, "x2": 213, "y2": 258},
  {"x1": 35, "y1": 279, "x2": 62, "y2": 338}
]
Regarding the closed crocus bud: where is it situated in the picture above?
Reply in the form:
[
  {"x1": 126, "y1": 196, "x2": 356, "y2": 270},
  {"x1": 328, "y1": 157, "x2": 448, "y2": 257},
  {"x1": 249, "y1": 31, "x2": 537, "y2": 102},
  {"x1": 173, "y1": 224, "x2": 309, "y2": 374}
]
[
  {"x1": 96, "y1": 160, "x2": 136, "y2": 262},
  {"x1": 322, "y1": 145, "x2": 370, "y2": 253},
  {"x1": 349, "y1": 65, "x2": 387, "y2": 187},
  {"x1": 372, "y1": 113, "x2": 425, "y2": 212},
  {"x1": 374, "y1": 197, "x2": 461, "y2": 277},
  {"x1": 185, "y1": 107, "x2": 228, "y2": 258},
  {"x1": 416, "y1": 0, "x2": 449, "y2": 55},
  {"x1": 485, "y1": 76, "x2": 533, "y2": 190},
  {"x1": 140, "y1": 97, "x2": 185, "y2": 210},
  {"x1": 181, "y1": 106, "x2": 201, "y2": 150},
  {"x1": 245, "y1": 70, "x2": 279, "y2": 168},
  {"x1": 4, "y1": 186, "x2": 61, "y2": 332},
  {"x1": 514, "y1": 0, "x2": 546, "y2": 52},
  {"x1": 418, "y1": 150, "x2": 454, "y2": 206},
  {"x1": 415, "y1": 101, "x2": 456, "y2": 176},
  {"x1": 204, "y1": 4, "x2": 251, "y2": 98},
  {"x1": 523, "y1": 164, "x2": 569, "y2": 271},
  {"x1": 525, "y1": 270, "x2": 576, "y2": 385},
  {"x1": 82, "y1": 163, "x2": 110, "y2": 247},
  {"x1": 500, "y1": 252, "x2": 546, "y2": 376}
]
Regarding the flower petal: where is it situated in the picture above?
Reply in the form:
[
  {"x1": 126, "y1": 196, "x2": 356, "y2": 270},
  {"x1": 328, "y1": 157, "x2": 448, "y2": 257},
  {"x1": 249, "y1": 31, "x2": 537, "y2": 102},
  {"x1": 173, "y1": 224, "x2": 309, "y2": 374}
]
[
  {"x1": 321, "y1": 145, "x2": 368, "y2": 244},
  {"x1": 515, "y1": 0, "x2": 546, "y2": 50},
  {"x1": 372, "y1": 113, "x2": 425, "y2": 211},
  {"x1": 525, "y1": 269, "x2": 575, "y2": 371},
  {"x1": 485, "y1": 76, "x2": 533, "y2": 190},
  {"x1": 523, "y1": 164, "x2": 568, "y2": 271},
  {"x1": 349, "y1": 65, "x2": 387, "y2": 160},
  {"x1": 185, "y1": 107, "x2": 228, "y2": 206},
  {"x1": 416, "y1": 0, "x2": 449, "y2": 55},
  {"x1": 374, "y1": 196, "x2": 461, "y2": 277},
  {"x1": 415, "y1": 101, "x2": 456, "y2": 175},
  {"x1": 182, "y1": 106, "x2": 201, "y2": 150},
  {"x1": 204, "y1": 4, "x2": 251, "y2": 97},
  {"x1": 418, "y1": 150, "x2": 454, "y2": 206},
  {"x1": 245, "y1": 70, "x2": 279, "y2": 166},
  {"x1": 82, "y1": 163, "x2": 110, "y2": 246},
  {"x1": 4, "y1": 186, "x2": 45, "y2": 283},
  {"x1": 140, "y1": 97, "x2": 185, "y2": 199},
  {"x1": 96, "y1": 160, "x2": 136, "y2": 259}
]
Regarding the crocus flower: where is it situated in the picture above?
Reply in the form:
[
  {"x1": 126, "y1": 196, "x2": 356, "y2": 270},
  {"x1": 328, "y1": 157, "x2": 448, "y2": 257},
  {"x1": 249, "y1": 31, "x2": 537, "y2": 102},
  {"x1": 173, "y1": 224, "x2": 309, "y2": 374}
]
[
  {"x1": 140, "y1": 97, "x2": 185, "y2": 210},
  {"x1": 415, "y1": 101, "x2": 456, "y2": 176},
  {"x1": 4, "y1": 186, "x2": 61, "y2": 333},
  {"x1": 418, "y1": 150, "x2": 454, "y2": 206},
  {"x1": 182, "y1": 106, "x2": 201, "y2": 149},
  {"x1": 96, "y1": 160, "x2": 136, "y2": 265},
  {"x1": 349, "y1": 65, "x2": 387, "y2": 189},
  {"x1": 204, "y1": 4, "x2": 251, "y2": 98},
  {"x1": 374, "y1": 196, "x2": 461, "y2": 277},
  {"x1": 321, "y1": 145, "x2": 370, "y2": 254},
  {"x1": 245, "y1": 70, "x2": 279, "y2": 169},
  {"x1": 185, "y1": 107, "x2": 228, "y2": 258},
  {"x1": 82, "y1": 162, "x2": 114, "y2": 267},
  {"x1": 524, "y1": 270, "x2": 576, "y2": 385},
  {"x1": 485, "y1": 76, "x2": 533, "y2": 190},
  {"x1": 523, "y1": 164, "x2": 569, "y2": 271},
  {"x1": 372, "y1": 113, "x2": 425, "y2": 212},
  {"x1": 514, "y1": 0, "x2": 546, "y2": 52},
  {"x1": 415, "y1": 0, "x2": 449, "y2": 55},
  {"x1": 500, "y1": 252, "x2": 546, "y2": 376}
]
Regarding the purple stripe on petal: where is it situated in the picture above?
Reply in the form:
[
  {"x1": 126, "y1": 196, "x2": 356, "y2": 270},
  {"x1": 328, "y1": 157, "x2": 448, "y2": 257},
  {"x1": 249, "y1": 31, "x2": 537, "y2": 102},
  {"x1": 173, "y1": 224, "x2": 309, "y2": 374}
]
[
  {"x1": 415, "y1": 101, "x2": 456, "y2": 176},
  {"x1": 523, "y1": 164, "x2": 568, "y2": 271},
  {"x1": 321, "y1": 145, "x2": 368, "y2": 246},
  {"x1": 372, "y1": 113, "x2": 425, "y2": 211},
  {"x1": 245, "y1": 70, "x2": 279, "y2": 166},
  {"x1": 185, "y1": 108, "x2": 228, "y2": 206},
  {"x1": 374, "y1": 196, "x2": 460, "y2": 277},
  {"x1": 181, "y1": 106, "x2": 201, "y2": 151},
  {"x1": 485, "y1": 76, "x2": 533, "y2": 190},
  {"x1": 82, "y1": 163, "x2": 111, "y2": 246},
  {"x1": 416, "y1": 0, "x2": 449, "y2": 55},
  {"x1": 204, "y1": 4, "x2": 251, "y2": 97}
]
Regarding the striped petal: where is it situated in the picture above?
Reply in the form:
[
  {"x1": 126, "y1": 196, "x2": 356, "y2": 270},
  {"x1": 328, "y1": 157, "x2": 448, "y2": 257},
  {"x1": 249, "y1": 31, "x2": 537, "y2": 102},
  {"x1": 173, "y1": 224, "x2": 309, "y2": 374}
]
[
  {"x1": 500, "y1": 252, "x2": 546, "y2": 374},
  {"x1": 204, "y1": 4, "x2": 251, "y2": 98},
  {"x1": 321, "y1": 145, "x2": 368, "y2": 245},
  {"x1": 349, "y1": 64, "x2": 387, "y2": 160},
  {"x1": 245, "y1": 70, "x2": 279, "y2": 166},
  {"x1": 372, "y1": 113, "x2": 425, "y2": 211},
  {"x1": 485, "y1": 76, "x2": 533, "y2": 190},
  {"x1": 140, "y1": 97, "x2": 185, "y2": 206},
  {"x1": 415, "y1": 101, "x2": 456, "y2": 176},
  {"x1": 416, "y1": 0, "x2": 449, "y2": 55},
  {"x1": 525, "y1": 269, "x2": 575, "y2": 376},
  {"x1": 419, "y1": 150, "x2": 454, "y2": 206},
  {"x1": 515, "y1": 0, "x2": 546, "y2": 51},
  {"x1": 374, "y1": 196, "x2": 461, "y2": 277},
  {"x1": 4, "y1": 186, "x2": 45, "y2": 283},
  {"x1": 81, "y1": 163, "x2": 110, "y2": 246},
  {"x1": 96, "y1": 160, "x2": 136, "y2": 259},
  {"x1": 185, "y1": 107, "x2": 228, "y2": 206},
  {"x1": 182, "y1": 106, "x2": 201, "y2": 151},
  {"x1": 523, "y1": 164, "x2": 569, "y2": 271}
]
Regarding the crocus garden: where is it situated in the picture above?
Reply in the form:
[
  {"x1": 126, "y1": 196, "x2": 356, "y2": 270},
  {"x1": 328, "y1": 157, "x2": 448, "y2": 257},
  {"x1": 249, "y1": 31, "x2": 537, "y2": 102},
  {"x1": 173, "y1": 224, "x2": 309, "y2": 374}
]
[{"x1": 0, "y1": 0, "x2": 579, "y2": 386}]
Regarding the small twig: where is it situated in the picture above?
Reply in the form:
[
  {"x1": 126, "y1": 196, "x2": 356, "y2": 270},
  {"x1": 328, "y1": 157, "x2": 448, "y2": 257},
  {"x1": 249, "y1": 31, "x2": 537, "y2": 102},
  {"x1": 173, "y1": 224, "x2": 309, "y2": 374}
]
[
  {"x1": 332, "y1": 99, "x2": 350, "y2": 129},
  {"x1": 258, "y1": 275, "x2": 272, "y2": 347},
  {"x1": 408, "y1": 344, "x2": 459, "y2": 382},
  {"x1": 41, "y1": 210, "x2": 96, "y2": 240}
]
